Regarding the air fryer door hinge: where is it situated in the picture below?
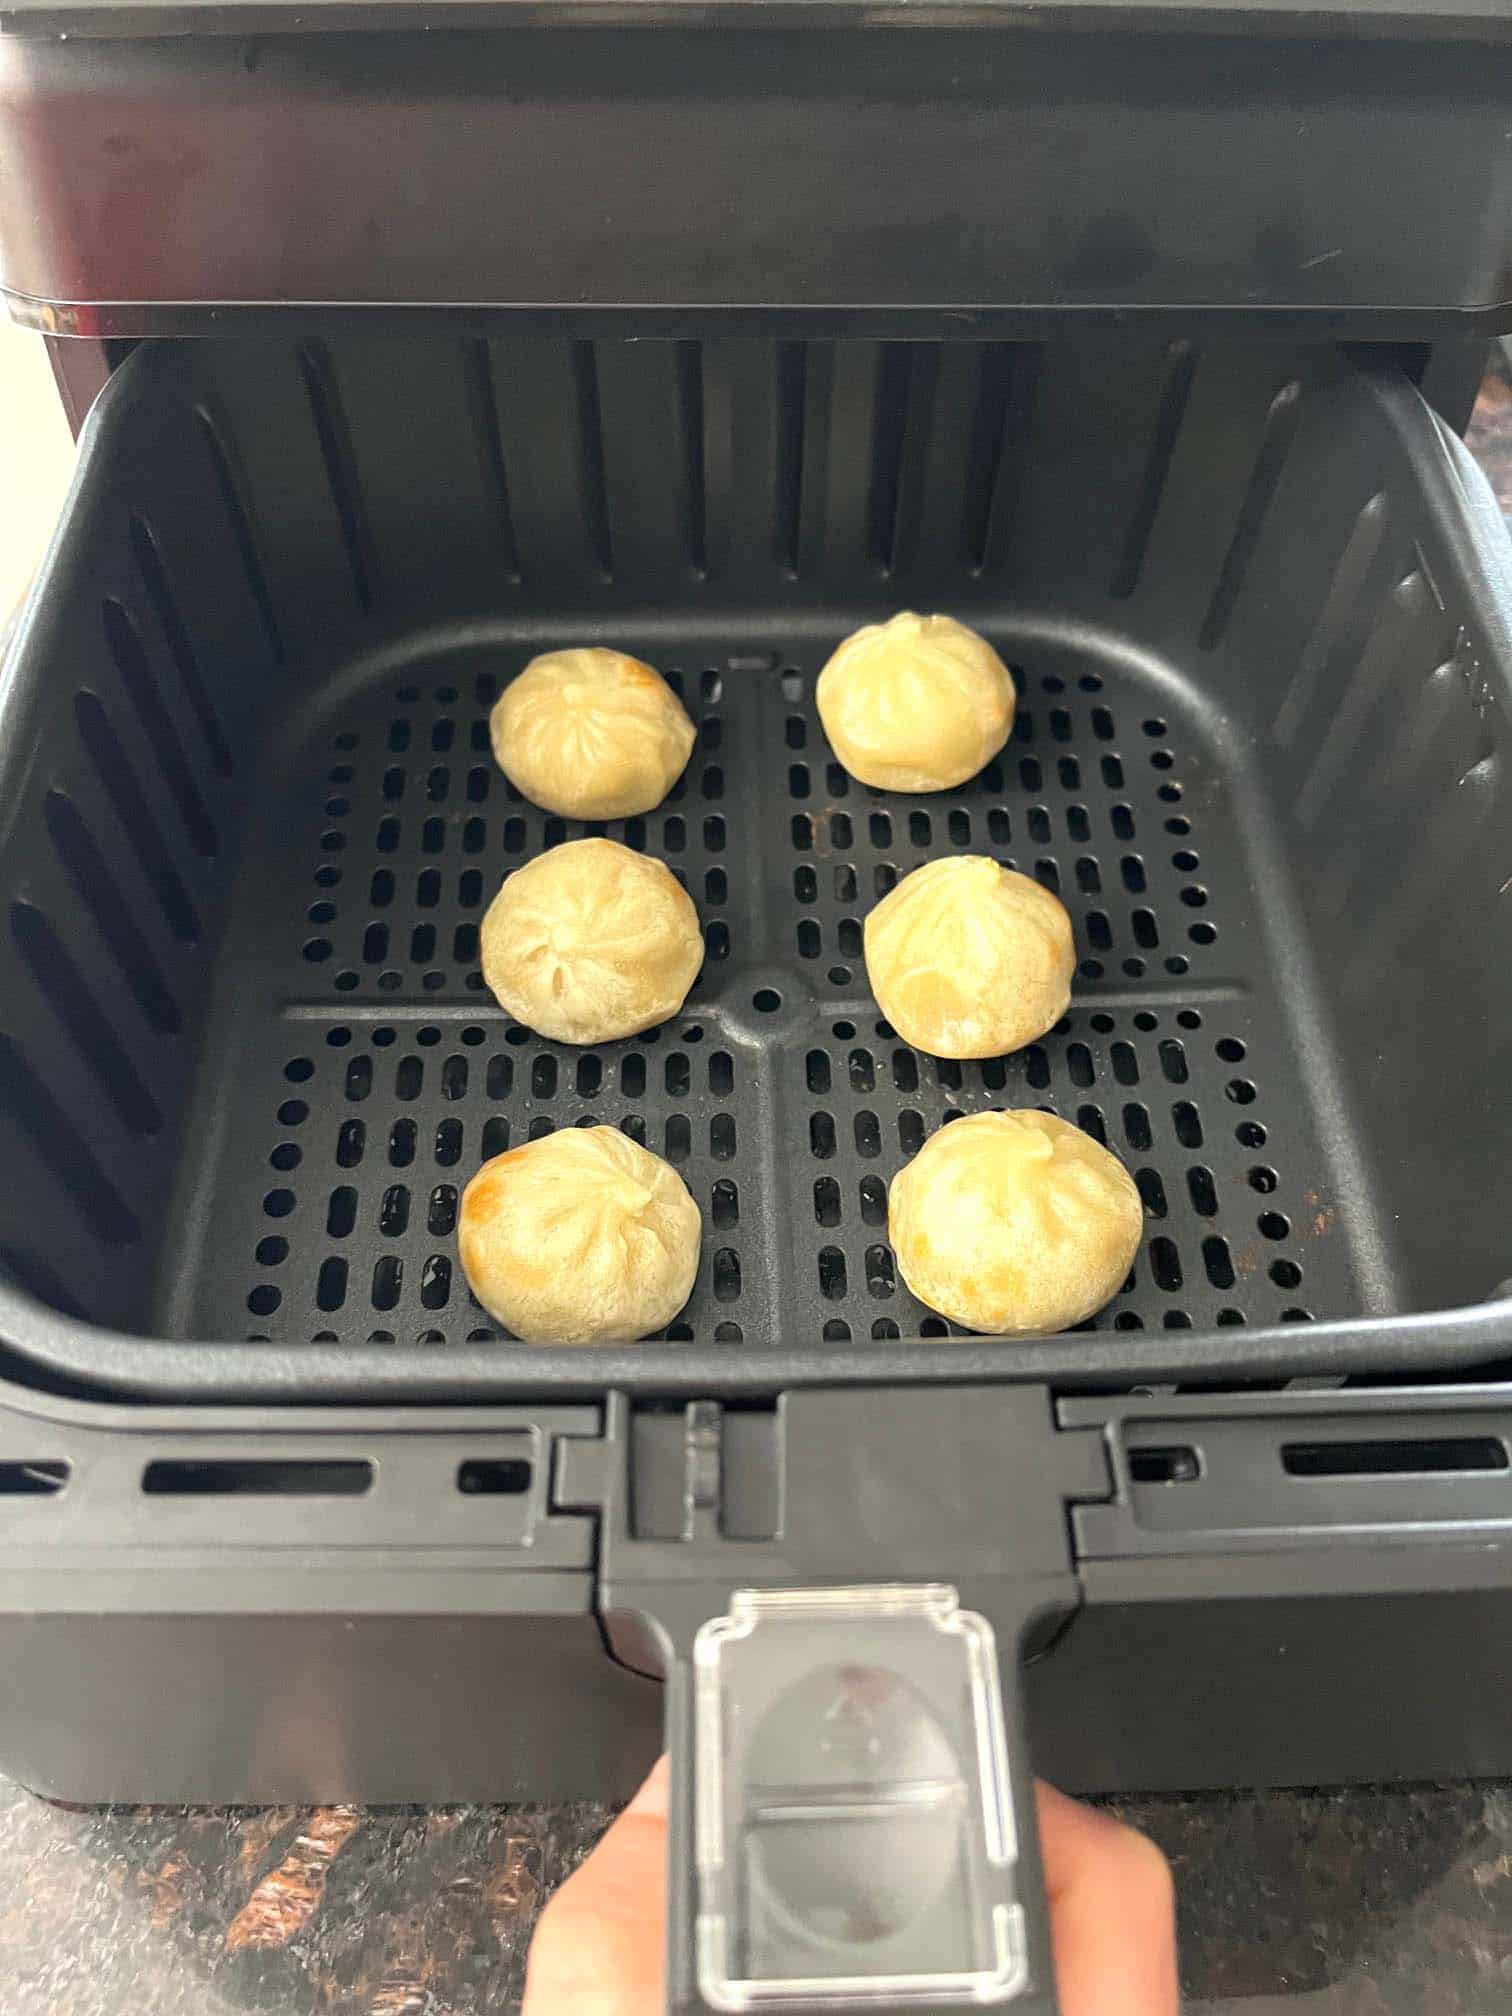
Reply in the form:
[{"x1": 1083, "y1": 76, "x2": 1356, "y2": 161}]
[{"x1": 554, "y1": 1385, "x2": 1111, "y2": 2015}]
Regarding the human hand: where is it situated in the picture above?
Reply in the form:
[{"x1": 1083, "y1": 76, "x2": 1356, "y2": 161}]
[
  {"x1": 1036, "y1": 1778, "x2": 1179, "y2": 2016},
  {"x1": 523, "y1": 1760, "x2": 1178, "y2": 2015}
]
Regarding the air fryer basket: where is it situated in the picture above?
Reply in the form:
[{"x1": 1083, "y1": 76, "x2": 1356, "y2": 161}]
[{"x1": 2, "y1": 333, "x2": 1510, "y2": 1399}]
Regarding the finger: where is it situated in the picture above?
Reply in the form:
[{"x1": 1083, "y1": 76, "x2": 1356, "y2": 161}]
[
  {"x1": 523, "y1": 1756, "x2": 670, "y2": 2016},
  {"x1": 1036, "y1": 1779, "x2": 1179, "y2": 2016}
]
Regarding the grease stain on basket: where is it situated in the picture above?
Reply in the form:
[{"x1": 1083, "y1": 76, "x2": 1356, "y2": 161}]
[
  {"x1": 1302, "y1": 1189, "x2": 1337, "y2": 1239},
  {"x1": 806, "y1": 805, "x2": 849, "y2": 858}
]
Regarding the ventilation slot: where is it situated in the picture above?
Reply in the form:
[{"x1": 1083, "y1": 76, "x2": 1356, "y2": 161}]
[
  {"x1": 420, "y1": 1255, "x2": 451, "y2": 1309},
  {"x1": 1202, "y1": 1236, "x2": 1235, "y2": 1290},
  {"x1": 866, "y1": 343, "x2": 913, "y2": 574},
  {"x1": 129, "y1": 515, "x2": 233, "y2": 777},
  {"x1": 676, "y1": 340, "x2": 707, "y2": 576},
  {"x1": 380, "y1": 1184, "x2": 410, "y2": 1236},
  {"x1": 44, "y1": 790, "x2": 182, "y2": 1032},
  {"x1": 102, "y1": 599, "x2": 217, "y2": 857},
  {"x1": 713, "y1": 1248, "x2": 742, "y2": 1302},
  {"x1": 818, "y1": 1247, "x2": 847, "y2": 1299},
  {"x1": 317, "y1": 1256, "x2": 349, "y2": 1310},
  {"x1": 572, "y1": 340, "x2": 613, "y2": 578},
  {"x1": 1128, "y1": 1446, "x2": 1200, "y2": 1485},
  {"x1": 1172, "y1": 1101, "x2": 1203, "y2": 1149},
  {"x1": 1124, "y1": 1103, "x2": 1153, "y2": 1152},
  {"x1": 0, "y1": 1032, "x2": 139, "y2": 1246},
  {"x1": 960, "y1": 343, "x2": 1012, "y2": 571},
  {"x1": 1200, "y1": 381, "x2": 1302, "y2": 649},
  {"x1": 11, "y1": 902, "x2": 161, "y2": 1136},
  {"x1": 195, "y1": 407, "x2": 283, "y2": 663},
  {"x1": 372, "y1": 1255, "x2": 403, "y2": 1309},
  {"x1": 458, "y1": 1458, "x2": 533, "y2": 1495},
  {"x1": 464, "y1": 339, "x2": 521, "y2": 582},
  {"x1": 1281, "y1": 1439, "x2": 1508, "y2": 1479},
  {"x1": 298, "y1": 342, "x2": 377, "y2": 612},
  {"x1": 1275, "y1": 492, "x2": 1389, "y2": 745},
  {"x1": 865, "y1": 1244, "x2": 895, "y2": 1298},
  {"x1": 143, "y1": 1458, "x2": 374, "y2": 1495},
  {"x1": 0, "y1": 1459, "x2": 69, "y2": 1496},
  {"x1": 961, "y1": 343, "x2": 1037, "y2": 574},
  {"x1": 773, "y1": 341, "x2": 807, "y2": 575},
  {"x1": 1112, "y1": 343, "x2": 1197, "y2": 598},
  {"x1": 1150, "y1": 1237, "x2": 1183, "y2": 1292},
  {"x1": 74, "y1": 692, "x2": 200, "y2": 943}
]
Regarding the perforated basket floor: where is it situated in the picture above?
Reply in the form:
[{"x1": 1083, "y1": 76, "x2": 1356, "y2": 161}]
[{"x1": 168, "y1": 627, "x2": 1360, "y2": 1351}]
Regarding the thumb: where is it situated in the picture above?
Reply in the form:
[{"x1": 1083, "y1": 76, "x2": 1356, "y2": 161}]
[
  {"x1": 523, "y1": 1756, "x2": 670, "y2": 2016},
  {"x1": 1036, "y1": 1779, "x2": 1179, "y2": 2016}
]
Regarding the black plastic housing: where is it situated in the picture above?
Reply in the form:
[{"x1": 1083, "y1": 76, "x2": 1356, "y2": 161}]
[
  {"x1": 8, "y1": 1380, "x2": 1512, "y2": 1810},
  {"x1": 0, "y1": 11, "x2": 1509, "y2": 337}
]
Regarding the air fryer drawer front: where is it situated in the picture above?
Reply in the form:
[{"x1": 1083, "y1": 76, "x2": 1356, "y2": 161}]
[
  {"x1": 9, "y1": 1381, "x2": 1512, "y2": 2014},
  {"x1": 0, "y1": 20, "x2": 1510, "y2": 335}
]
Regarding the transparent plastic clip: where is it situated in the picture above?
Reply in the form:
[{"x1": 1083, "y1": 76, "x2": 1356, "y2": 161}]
[{"x1": 693, "y1": 1584, "x2": 1030, "y2": 2010}]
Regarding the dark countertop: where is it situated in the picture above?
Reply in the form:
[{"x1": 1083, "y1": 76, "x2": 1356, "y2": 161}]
[
  {"x1": 6, "y1": 1774, "x2": 1512, "y2": 2013},
  {"x1": 3, "y1": 352, "x2": 1512, "y2": 2016}
]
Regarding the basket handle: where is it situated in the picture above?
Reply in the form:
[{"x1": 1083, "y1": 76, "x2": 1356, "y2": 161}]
[{"x1": 660, "y1": 1582, "x2": 1062, "y2": 2016}]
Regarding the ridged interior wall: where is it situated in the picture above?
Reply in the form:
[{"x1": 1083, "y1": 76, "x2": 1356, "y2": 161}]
[
  {"x1": 0, "y1": 335, "x2": 1506, "y2": 1345},
  {"x1": 154, "y1": 336, "x2": 1354, "y2": 627},
  {"x1": 1219, "y1": 389, "x2": 1512, "y2": 1315},
  {"x1": 0, "y1": 438, "x2": 270, "y2": 1331}
]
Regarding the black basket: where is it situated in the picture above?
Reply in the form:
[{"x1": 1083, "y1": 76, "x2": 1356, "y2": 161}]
[{"x1": 2, "y1": 333, "x2": 1510, "y2": 1400}]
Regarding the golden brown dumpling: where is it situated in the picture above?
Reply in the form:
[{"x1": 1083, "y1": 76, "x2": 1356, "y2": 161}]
[
  {"x1": 481, "y1": 838, "x2": 703, "y2": 1044},
  {"x1": 490, "y1": 647, "x2": 695, "y2": 818},
  {"x1": 864, "y1": 856, "x2": 1073, "y2": 1059},
  {"x1": 816, "y1": 612, "x2": 1015, "y2": 792},
  {"x1": 889, "y1": 1110, "x2": 1142, "y2": 1335},
  {"x1": 459, "y1": 1125, "x2": 701, "y2": 1343}
]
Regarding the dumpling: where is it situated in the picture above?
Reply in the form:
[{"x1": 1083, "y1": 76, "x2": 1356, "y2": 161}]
[
  {"x1": 815, "y1": 612, "x2": 1014, "y2": 792},
  {"x1": 490, "y1": 646, "x2": 695, "y2": 818},
  {"x1": 864, "y1": 855, "x2": 1073, "y2": 1059},
  {"x1": 889, "y1": 1110, "x2": 1142, "y2": 1335},
  {"x1": 459, "y1": 1125, "x2": 701, "y2": 1343},
  {"x1": 481, "y1": 837, "x2": 703, "y2": 1044}
]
